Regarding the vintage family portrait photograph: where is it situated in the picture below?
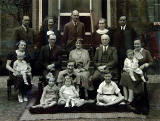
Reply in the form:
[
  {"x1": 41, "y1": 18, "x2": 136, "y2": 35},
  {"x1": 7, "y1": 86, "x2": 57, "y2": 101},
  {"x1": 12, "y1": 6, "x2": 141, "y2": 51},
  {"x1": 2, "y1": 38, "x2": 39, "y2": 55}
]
[{"x1": 0, "y1": 0, "x2": 160, "y2": 121}]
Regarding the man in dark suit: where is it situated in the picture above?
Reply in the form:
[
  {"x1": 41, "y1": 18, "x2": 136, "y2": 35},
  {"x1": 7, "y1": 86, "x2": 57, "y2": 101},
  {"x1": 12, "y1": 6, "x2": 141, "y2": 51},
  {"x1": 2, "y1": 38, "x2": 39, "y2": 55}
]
[
  {"x1": 63, "y1": 10, "x2": 85, "y2": 52},
  {"x1": 38, "y1": 34, "x2": 63, "y2": 77},
  {"x1": 113, "y1": 16, "x2": 137, "y2": 71},
  {"x1": 13, "y1": 16, "x2": 35, "y2": 52},
  {"x1": 89, "y1": 34, "x2": 118, "y2": 93}
]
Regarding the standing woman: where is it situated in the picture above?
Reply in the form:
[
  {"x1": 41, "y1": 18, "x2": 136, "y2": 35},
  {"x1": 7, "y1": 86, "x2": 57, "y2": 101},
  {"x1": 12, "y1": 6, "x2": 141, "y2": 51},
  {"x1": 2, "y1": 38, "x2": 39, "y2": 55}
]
[
  {"x1": 6, "y1": 40, "x2": 32, "y2": 102},
  {"x1": 120, "y1": 39, "x2": 153, "y2": 114},
  {"x1": 69, "y1": 39, "x2": 93, "y2": 99},
  {"x1": 92, "y1": 18, "x2": 113, "y2": 48}
]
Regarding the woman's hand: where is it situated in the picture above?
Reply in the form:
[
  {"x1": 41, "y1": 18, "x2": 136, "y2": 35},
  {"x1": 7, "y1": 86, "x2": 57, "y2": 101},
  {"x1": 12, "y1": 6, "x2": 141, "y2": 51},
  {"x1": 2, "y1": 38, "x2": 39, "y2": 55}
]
[{"x1": 140, "y1": 63, "x2": 149, "y2": 70}]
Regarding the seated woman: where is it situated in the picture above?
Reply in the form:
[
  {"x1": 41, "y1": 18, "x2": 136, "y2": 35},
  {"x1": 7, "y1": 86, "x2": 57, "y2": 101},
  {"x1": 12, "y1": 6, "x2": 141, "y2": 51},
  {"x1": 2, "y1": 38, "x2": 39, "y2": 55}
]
[
  {"x1": 69, "y1": 39, "x2": 94, "y2": 99},
  {"x1": 92, "y1": 18, "x2": 113, "y2": 49},
  {"x1": 120, "y1": 39, "x2": 153, "y2": 114},
  {"x1": 6, "y1": 40, "x2": 32, "y2": 102},
  {"x1": 96, "y1": 73, "x2": 124, "y2": 106},
  {"x1": 32, "y1": 77, "x2": 59, "y2": 108},
  {"x1": 58, "y1": 74, "x2": 85, "y2": 107}
]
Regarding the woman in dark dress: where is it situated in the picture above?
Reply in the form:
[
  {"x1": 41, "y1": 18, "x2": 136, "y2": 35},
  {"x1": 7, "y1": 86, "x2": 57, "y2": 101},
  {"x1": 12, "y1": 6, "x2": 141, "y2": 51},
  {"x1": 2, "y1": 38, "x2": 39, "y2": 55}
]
[
  {"x1": 120, "y1": 39, "x2": 153, "y2": 114},
  {"x1": 6, "y1": 40, "x2": 32, "y2": 103}
]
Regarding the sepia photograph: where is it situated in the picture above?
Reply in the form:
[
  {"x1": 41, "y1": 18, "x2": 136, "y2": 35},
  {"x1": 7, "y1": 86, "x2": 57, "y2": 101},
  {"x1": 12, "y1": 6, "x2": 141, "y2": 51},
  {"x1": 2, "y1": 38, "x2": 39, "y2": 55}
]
[{"x1": 0, "y1": 0, "x2": 160, "y2": 121}]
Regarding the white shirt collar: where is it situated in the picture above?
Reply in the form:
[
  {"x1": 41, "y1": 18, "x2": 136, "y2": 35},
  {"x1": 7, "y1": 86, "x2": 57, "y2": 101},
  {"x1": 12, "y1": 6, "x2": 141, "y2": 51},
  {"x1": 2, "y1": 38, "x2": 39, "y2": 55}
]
[
  {"x1": 121, "y1": 24, "x2": 126, "y2": 30},
  {"x1": 22, "y1": 24, "x2": 27, "y2": 32},
  {"x1": 72, "y1": 20, "x2": 77, "y2": 26},
  {"x1": 96, "y1": 29, "x2": 109, "y2": 34},
  {"x1": 103, "y1": 45, "x2": 108, "y2": 52}
]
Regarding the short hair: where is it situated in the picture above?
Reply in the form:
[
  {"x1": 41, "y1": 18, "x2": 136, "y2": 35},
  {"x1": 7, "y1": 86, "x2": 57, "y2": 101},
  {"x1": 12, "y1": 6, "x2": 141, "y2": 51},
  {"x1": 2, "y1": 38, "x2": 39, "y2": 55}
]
[
  {"x1": 99, "y1": 18, "x2": 106, "y2": 23},
  {"x1": 71, "y1": 10, "x2": 79, "y2": 15},
  {"x1": 104, "y1": 73, "x2": 112, "y2": 77},
  {"x1": 119, "y1": 16, "x2": 127, "y2": 20},
  {"x1": 67, "y1": 60, "x2": 75, "y2": 65},
  {"x1": 101, "y1": 34, "x2": 110, "y2": 40},
  {"x1": 126, "y1": 49, "x2": 134, "y2": 54},
  {"x1": 63, "y1": 73, "x2": 76, "y2": 80},
  {"x1": 16, "y1": 40, "x2": 26, "y2": 47}
]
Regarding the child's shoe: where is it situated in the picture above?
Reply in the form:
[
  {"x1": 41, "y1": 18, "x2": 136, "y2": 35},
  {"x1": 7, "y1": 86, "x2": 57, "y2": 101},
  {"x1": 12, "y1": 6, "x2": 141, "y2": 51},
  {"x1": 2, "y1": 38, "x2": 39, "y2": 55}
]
[
  {"x1": 23, "y1": 96, "x2": 28, "y2": 102},
  {"x1": 18, "y1": 94, "x2": 23, "y2": 103},
  {"x1": 65, "y1": 103, "x2": 70, "y2": 107}
]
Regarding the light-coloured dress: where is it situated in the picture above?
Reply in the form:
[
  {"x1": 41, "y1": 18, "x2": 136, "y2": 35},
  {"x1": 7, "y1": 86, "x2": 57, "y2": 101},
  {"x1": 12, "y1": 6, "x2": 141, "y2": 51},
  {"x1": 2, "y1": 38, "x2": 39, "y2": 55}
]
[
  {"x1": 40, "y1": 85, "x2": 59, "y2": 105},
  {"x1": 69, "y1": 48, "x2": 93, "y2": 90},
  {"x1": 58, "y1": 85, "x2": 85, "y2": 106}
]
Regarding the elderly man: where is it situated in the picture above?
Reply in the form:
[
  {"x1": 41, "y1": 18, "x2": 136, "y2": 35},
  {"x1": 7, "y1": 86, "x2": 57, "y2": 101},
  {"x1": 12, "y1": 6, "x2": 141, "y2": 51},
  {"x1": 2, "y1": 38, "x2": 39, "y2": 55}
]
[
  {"x1": 63, "y1": 10, "x2": 85, "y2": 52},
  {"x1": 90, "y1": 34, "x2": 118, "y2": 93},
  {"x1": 38, "y1": 34, "x2": 63, "y2": 78},
  {"x1": 113, "y1": 16, "x2": 137, "y2": 71}
]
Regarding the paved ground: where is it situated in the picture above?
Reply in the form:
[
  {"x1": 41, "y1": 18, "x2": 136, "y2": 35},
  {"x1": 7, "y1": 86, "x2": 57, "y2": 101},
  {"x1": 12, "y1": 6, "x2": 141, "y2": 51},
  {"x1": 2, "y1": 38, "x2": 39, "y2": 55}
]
[{"x1": 0, "y1": 76, "x2": 160, "y2": 121}]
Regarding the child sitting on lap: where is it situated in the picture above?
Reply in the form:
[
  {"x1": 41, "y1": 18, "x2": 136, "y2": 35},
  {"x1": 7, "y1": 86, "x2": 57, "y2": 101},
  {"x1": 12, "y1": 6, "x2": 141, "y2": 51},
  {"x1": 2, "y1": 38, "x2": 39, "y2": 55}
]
[
  {"x1": 123, "y1": 49, "x2": 146, "y2": 82},
  {"x1": 58, "y1": 74, "x2": 85, "y2": 107},
  {"x1": 96, "y1": 73, "x2": 124, "y2": 106},
  {"x1": 32, "y1": 77, "x2": 59, "y2": 108},
  {"x1": 13, "y1": 52, "x2": 32, "y2": 85}
]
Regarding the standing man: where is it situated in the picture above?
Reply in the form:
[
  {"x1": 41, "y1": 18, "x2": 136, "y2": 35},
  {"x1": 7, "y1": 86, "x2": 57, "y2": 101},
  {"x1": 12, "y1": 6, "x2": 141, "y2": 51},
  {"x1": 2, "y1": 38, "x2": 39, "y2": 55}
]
[
  {"x1": 89, "y1": 34, "x2": 118, "y2": 94},
  {"x1": 113, "y1": 16, "x2": 137, "y2": 71},
  {"x1": 63, "y1": 10, "x2": 85, "y2": 52},
  {"x1": 12, "y1": 16, "x2": 36, "y2": 70}
]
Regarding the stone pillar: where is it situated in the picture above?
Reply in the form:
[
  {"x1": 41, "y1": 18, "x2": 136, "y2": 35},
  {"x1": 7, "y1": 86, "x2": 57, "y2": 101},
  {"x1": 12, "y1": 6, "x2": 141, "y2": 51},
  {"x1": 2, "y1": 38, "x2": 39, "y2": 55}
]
[
  {"x1": 0, "y1": 4, "x2": 2, "y2": 54},
  {"x1": 107, "y1": 0, "x2": 111, "y2": 27},
  {"x1": 32, "y1": 0, "x2": 39, "y2": 32},
  {"x1": 39, "y1": 0, "x2": 42, "y2": 30}
]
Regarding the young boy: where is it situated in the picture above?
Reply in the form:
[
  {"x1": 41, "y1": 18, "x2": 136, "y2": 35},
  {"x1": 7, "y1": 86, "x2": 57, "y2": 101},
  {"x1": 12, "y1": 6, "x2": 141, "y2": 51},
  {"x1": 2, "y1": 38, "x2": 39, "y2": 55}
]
[
  {"x1": 96, "y1": 73, "x2": 124, "y2": 106},
  {"x1": 58, "y1": 74, "x2": 85, "y2": 107},
  {"x1": 13, "y1": 52, "x2": 32, "y2": 85},
  {"x1": 123, "y1": 49, "x2": 146, "y2": 82},
  {"x1": 32, "y1": 77, "x2": 59, "y2": 108}
]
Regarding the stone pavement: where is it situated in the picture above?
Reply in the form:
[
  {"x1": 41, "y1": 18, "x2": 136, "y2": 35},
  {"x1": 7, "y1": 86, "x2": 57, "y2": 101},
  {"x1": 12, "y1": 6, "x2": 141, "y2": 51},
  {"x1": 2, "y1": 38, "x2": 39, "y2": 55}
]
[{"x1": 0, "y1": 76, "x2": 160, "y2": 121}]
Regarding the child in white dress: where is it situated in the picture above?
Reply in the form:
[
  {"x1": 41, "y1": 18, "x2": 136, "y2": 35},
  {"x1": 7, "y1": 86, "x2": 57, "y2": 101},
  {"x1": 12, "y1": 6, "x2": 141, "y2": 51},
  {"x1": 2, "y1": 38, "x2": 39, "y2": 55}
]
[
  {"x1": 13, "y1": 52, "x2": 32, "y2": 85},
  {"x1": 58, "y1": 74, "x2": 85, "y2": 107},
  {"x1": 123, "y1": 49, "x2": 146, "y2": 82},
  {"x1": 32, "y1": 77, "x2": 59, "y2": 108}
]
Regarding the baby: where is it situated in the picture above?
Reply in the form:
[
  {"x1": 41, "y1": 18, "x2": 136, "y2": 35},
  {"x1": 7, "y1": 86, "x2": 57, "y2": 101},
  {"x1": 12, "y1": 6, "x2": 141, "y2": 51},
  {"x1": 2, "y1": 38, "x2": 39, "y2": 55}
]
[
  {"x1": 123, "y1": 49, "x2": 146, "y2": 82},
  {"x1": 32, "y1": 77, "x2": 59, "y2": 108},
  {"x1": 58, "y1": 74, "x2": 85, "y2": 107},
  {"x1": 13, "y1": 52, "x2": 32, "y2": 85}
]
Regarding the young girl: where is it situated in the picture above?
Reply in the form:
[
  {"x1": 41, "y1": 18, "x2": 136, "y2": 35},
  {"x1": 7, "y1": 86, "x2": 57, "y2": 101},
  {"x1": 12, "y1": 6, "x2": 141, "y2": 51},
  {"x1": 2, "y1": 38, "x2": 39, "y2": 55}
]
[
  {"x1": 58, "y1": 74, "x2": 85, "y2": 107},
  {"x1": 13, "y1": 51, "x2": 32, "y2": 85},
  {"x1": 123, "y1": 49, "x2": 146, "y2": 82},
  {"x1": 32, "y1": 77, "x2": 59, "y2": 108}
]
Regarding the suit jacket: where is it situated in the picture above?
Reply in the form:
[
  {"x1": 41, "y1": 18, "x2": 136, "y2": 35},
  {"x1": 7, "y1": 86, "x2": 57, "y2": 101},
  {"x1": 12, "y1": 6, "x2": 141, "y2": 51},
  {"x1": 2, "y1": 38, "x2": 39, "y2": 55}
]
[
  {"x1": 13, "y1": 25, "x2": 35, "y2": 46},
  {"x1": 38, "y1": 44, "x2": 62, "y2": 72},
  {"x1": 113, "y1": 25, "x2": 137, "y2": 54},
  {"x1": 94, "y1": 46, "x2": 118, "y2": 72},
  {"x1": 63, "y1": 21, "x2": 85, "y2": 48}
]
